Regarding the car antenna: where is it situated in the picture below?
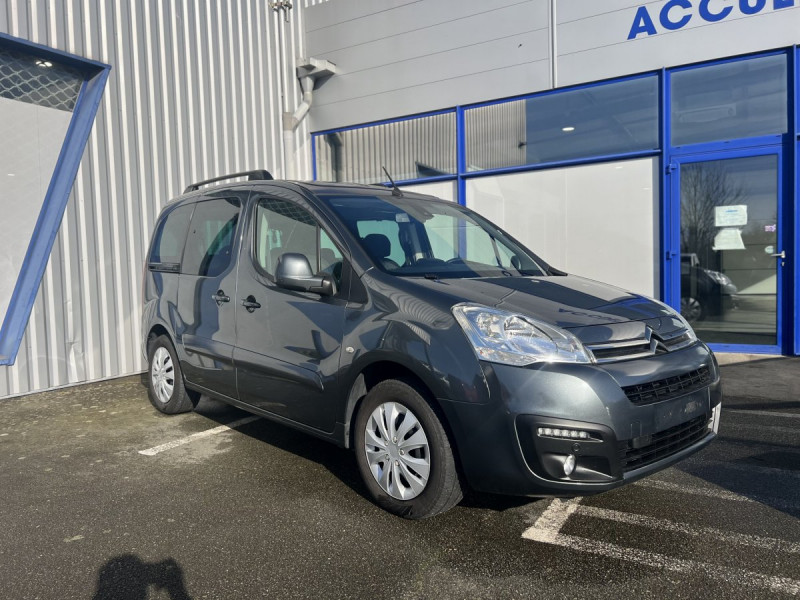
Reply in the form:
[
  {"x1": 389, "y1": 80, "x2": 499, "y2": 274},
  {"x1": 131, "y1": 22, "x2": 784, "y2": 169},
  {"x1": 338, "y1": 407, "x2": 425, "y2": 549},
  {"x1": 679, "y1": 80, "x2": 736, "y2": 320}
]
[{"x1": 382, "y1": 166, "x2": 404, "y2": 198}]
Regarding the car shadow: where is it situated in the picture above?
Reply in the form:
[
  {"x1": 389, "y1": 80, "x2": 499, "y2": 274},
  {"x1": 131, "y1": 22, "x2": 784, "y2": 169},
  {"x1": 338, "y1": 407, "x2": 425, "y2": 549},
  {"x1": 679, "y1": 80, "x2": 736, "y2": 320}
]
[
  {"x1": 192, "y1": 395, "x2": 537, "y2": 515},
  {"x1": 92, "y1": 555, "x2": 192, "y2": 600}
]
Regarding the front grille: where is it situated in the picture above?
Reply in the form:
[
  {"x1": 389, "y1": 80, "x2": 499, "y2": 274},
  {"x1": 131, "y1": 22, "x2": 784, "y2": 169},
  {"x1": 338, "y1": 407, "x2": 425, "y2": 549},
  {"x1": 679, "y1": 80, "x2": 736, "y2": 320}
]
[
  {"x1": 618, "y1": 414, "x2": 710, "y2": 472},
  {"x1": 623, "y1": 366, "x2": 711, "y2": 406}
]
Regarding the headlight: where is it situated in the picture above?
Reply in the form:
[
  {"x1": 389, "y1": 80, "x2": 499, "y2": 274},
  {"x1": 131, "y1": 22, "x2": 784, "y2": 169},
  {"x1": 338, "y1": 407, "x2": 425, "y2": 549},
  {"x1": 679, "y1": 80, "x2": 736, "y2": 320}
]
[
  {"x1": 452, "y1": 303, "x2": 593, "y2": 366},
  {"x1": 706, "y1": 270, "x2": 732, "y2": 286},
  {"x1": 651, "y1": 299, "x2": 698, "y2": 344}
]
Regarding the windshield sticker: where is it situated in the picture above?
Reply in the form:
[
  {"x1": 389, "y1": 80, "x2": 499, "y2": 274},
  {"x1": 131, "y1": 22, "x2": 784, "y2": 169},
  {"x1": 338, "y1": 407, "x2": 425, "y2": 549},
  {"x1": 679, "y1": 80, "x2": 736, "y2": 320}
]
[{"x1": 395, "y1": 213, "x2": 410, "y2": 223}]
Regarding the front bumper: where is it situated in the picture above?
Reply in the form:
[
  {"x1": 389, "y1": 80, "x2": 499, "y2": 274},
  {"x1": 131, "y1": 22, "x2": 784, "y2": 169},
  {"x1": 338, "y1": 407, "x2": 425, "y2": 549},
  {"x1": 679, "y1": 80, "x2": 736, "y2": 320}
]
[{"x1": 438, "y1": 342, "x2": 722, "y2": 497}]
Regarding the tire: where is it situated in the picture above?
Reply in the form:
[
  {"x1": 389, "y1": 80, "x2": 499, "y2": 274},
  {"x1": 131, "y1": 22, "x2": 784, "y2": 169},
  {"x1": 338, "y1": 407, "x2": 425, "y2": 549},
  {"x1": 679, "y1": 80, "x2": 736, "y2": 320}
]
[
  {"x1": 681, "y1": 296, "x2": 705, "y2": 323},
  {"x1": 354, "y1": 379, "x2": 462, "y2": 519},
  {"x1": 147, "y1": 334, "x2": 200, "y2": 414}
]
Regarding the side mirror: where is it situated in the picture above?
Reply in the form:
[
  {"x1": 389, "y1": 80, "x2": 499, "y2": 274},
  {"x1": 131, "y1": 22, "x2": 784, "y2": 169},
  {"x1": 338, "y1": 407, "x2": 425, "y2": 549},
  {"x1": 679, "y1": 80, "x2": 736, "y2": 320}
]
[{"x1": 275, "y1": 252, "x2": 336, "y2": 296}]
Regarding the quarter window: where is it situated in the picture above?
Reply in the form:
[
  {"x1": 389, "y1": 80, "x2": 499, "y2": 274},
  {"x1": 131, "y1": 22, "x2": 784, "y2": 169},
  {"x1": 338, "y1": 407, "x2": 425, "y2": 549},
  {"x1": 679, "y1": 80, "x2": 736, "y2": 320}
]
[
  {"x1": 149, "y1": 204, "x2": 192, "y2": 267},
  {"x1": 182, "y1": 198, "x2": 241, "y2": 277}
]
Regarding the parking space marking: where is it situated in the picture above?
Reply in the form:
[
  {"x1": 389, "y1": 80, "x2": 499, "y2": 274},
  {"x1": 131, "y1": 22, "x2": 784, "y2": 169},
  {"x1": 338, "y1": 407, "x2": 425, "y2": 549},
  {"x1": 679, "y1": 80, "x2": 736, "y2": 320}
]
[
  {"x1": 138, "y1": 416, "x2": 260, "y2": 456},
  {"x1": 690, "y1": 458, "x2": 800, "y2": 481},
  {"x1": 523, "y1": 499, "x2": 800, "y2": 596},
  {"x1": 523, "y1": 497, "x2": 582, "y2": 543},
  {"x1": 726, "y1": 409, "x2": 800, "y2": 420},
  {"x1": 636, "y1": 479, "x2": 800, "y2": 512},
  {"x1": 576, "y1": 505, "x2": 800, "y2": 554}
]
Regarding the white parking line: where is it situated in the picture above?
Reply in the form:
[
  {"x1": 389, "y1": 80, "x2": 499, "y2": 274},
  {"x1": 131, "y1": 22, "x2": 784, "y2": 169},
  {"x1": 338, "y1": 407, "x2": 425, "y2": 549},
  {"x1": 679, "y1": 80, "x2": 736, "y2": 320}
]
[
  {"x1": 138, "y1": 416, "x2": 260, "y2": 456},
  {"x1": 634, "y1": 478, "x2": 800, "y2": 512},
  {"x1": 687, "y1": 458, "x2": 800, "y2": 481},
  {"x1": 523, "y1": 498, "x2": 582, "y2": 543},
  {"x1": 726, "y1": 409, "x2": 800, "y2": 420},
  {"x1": 536, "y1": 532, "x2": 800, "y2": 595},
  {"x1": 523, "y1": 498, "x2": 800, "y2": 596},
  {"x1": 576, "y1": 505, "x2": 800, "y2": 554}
]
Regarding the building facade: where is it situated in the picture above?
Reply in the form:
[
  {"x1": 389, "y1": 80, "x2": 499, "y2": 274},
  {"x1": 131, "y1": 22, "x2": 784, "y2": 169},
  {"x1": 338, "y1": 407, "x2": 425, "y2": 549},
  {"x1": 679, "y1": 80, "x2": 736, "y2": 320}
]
[{"x1": 1, "y1": 0, "x2": 799, "y2": 399}]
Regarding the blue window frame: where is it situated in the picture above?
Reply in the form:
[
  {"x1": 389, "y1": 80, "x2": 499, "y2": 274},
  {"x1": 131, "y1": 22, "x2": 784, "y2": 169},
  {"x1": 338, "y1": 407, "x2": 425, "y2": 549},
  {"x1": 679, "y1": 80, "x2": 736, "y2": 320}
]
[{"x1": 0, "y1": 34, "x2": 110, "y2": 366}]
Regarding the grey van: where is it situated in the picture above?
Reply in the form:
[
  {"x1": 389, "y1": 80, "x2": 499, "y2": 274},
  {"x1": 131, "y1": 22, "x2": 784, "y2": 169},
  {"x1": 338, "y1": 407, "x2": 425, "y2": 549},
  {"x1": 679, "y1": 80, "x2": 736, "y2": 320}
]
[{"x1": 142, "y1": 170, "x2": 721, "y2": 519}]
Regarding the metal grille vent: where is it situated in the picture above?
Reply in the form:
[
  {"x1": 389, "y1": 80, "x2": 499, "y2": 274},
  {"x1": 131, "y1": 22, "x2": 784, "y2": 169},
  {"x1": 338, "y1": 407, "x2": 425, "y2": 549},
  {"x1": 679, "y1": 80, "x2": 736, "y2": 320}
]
[{"x1": 0, "y1": 48, "x2": 83, "y2": 112}]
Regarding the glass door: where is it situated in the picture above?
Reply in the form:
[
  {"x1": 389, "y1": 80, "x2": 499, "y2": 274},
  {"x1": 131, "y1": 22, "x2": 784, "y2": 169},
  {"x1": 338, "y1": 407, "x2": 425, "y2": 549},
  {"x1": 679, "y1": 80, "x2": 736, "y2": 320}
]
[{"x1": 672, "y1": 150, "x2": 784, "y2": 351}]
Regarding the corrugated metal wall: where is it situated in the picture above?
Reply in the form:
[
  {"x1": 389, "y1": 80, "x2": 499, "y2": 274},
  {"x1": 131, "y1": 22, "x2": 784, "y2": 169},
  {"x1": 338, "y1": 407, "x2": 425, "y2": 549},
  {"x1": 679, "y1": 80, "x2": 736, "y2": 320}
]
[
  {"x1": 314, "y1": 112, "x2": 457, "y2": 184},
  {"x1": 0, "y1": 1, "x2": 313, "y2": 399}
]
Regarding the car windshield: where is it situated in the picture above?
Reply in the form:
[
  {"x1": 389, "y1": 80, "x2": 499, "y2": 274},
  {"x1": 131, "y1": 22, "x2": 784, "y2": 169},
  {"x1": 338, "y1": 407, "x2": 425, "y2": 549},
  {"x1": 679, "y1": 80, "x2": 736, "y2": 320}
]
[{"x1": 320, "y1": 193, "x2": 547, "y2": 279}]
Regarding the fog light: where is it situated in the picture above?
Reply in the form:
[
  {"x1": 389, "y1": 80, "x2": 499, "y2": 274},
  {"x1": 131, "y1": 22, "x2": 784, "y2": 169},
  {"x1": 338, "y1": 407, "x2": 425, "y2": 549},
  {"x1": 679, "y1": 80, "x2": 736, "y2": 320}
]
[{"x1": 563, "y1": 454, "x2": 576, "y2": 476}]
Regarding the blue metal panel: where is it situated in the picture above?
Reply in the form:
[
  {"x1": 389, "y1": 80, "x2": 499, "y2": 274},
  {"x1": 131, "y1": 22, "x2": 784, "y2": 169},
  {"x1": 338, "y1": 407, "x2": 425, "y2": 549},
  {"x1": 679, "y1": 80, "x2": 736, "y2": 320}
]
[
  {"x1": 793, "y1": 47, "x2": 800, "y2": 355},
  {"x1": 0, "y1": 39, "x2": 111, "y2": 366},
  {"x1": 459, "y1": 150, "x2": 661, "y2": 180}
]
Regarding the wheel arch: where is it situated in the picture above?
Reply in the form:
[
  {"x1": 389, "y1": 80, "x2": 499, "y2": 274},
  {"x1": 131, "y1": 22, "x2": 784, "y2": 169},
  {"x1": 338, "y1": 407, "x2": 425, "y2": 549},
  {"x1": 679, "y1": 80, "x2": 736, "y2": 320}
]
[{"x1": 342, "y1": 361, "x2": 463, "y2": 475}]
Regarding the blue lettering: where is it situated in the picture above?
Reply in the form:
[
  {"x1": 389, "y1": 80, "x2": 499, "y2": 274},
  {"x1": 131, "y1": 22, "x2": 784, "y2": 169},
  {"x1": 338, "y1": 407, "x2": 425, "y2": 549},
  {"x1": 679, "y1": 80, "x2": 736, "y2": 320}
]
[
  {"x1": 660, "y1": 0, "x2": 693, "y2": 30},
  {"x1": 628, "y1": 6, "x2": 658, "y2": 39},
  {"x1": 739, "y1": 0, "x2": 767, "y2": 14},
  {"x1": 699, "y1": 0, "x2": 733, "y2": 21},
  {"x1": 774, "y1": 0, "x2": 794, "y2": 8}
]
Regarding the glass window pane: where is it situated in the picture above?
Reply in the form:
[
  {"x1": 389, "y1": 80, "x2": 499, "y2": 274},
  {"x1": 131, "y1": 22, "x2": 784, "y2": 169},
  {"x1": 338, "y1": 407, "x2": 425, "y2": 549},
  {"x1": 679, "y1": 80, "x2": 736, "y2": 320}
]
[
  {"x1": 314, "y1": 112, "x2": 456, "y2": 184},
  {"x1": 183, "y1": 199, "x2": 241, "y2": 277},
  {"x1": 255, "y1": 198, "x2": 318, "y2": 277},
  {"x1": 465, "y1": 76, "x2": 659, "y2": 171},
  {"x1": 466, "y1": 158, "x2": 659, "y2": 297},
  {"x1": 679, "y1": 155, "x2": 778, "y2": 346},
  {"x1": 150, "y1": 205, "x2": 192, "y2": 264},
  {"x1": 671, "y1": 54, "x2": 787, "y2": 147}
]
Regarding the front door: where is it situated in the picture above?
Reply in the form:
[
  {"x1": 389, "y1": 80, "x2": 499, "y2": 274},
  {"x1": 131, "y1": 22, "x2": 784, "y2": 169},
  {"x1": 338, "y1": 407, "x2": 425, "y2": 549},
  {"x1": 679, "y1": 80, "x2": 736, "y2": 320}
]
[
  {"x1": 671, "y1": 150, "x2": 785, "y2": 352},
  {"x1": 234, "y1": 191, "x2": 348, "y2": 433}
]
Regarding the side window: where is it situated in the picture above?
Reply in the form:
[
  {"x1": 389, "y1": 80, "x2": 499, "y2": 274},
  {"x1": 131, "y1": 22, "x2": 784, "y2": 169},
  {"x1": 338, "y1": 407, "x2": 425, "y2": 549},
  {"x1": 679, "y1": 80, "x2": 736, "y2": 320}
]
[
  {"x1": 182, "y1": 198, "x2": 241, "y2": 277},
  {"x1": 149, "y1": 205, "x2": 192, "y2": 267},
  {"x1": 254, "y1": 197, "x2": 343, "y2": 284}
]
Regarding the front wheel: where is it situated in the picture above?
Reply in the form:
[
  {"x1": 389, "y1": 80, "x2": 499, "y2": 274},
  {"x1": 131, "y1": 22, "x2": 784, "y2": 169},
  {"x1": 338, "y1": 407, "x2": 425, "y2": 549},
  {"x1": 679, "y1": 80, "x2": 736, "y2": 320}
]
[
  {"x1": 147, "y1": 335, "x2": 200, "y2": 414},
  {"x1": 354, "y1": 380, "x2": 462, "y2": 519}
]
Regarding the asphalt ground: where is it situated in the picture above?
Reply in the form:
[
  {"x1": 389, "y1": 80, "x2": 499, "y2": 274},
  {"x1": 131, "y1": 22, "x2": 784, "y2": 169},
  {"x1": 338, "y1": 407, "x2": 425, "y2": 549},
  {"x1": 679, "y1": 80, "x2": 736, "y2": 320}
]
[{"x1": 1, "y1": 358, "x2": 799, "y2": 599}]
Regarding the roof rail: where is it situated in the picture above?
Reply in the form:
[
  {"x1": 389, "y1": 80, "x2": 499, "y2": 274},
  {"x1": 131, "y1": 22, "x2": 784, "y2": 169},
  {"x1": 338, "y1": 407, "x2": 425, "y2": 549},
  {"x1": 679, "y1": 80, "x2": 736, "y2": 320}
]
[{"x1": 183, "y1": 170, "x2": 273, "y2": 193}]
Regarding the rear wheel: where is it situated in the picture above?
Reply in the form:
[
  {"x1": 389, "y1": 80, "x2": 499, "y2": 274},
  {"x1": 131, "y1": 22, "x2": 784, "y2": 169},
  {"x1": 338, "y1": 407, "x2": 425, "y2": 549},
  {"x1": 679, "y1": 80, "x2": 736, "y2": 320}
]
[
  {"x1": 354, "y1": 379, "x2": 462, "y2": 519},
  {"x1": 147, "y1": 335, "x2": 200, "y2": 414}
]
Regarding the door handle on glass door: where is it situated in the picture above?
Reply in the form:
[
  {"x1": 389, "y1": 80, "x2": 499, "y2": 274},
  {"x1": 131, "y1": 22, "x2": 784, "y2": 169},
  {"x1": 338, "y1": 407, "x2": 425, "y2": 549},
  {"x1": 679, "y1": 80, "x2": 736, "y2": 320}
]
[{"x1": 770, "y1": 251, "x2": 786, "y2": 259}]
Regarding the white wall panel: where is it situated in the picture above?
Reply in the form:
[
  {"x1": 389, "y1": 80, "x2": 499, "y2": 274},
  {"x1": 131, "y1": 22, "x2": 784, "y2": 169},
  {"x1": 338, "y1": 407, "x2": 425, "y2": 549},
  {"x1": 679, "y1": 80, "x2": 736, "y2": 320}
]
[
  {"x1": 557, "y1": 1, "x2": 800, "y2": 86},
  {"x1": 466, "y1": 158, "x2": 660, "y2": 297},
  {"x1": 0, "y1": 1, "x2": 311, "y2": 398},
  {"x1": 305, "y1": 0, "x2": 551, "y2": 131}
]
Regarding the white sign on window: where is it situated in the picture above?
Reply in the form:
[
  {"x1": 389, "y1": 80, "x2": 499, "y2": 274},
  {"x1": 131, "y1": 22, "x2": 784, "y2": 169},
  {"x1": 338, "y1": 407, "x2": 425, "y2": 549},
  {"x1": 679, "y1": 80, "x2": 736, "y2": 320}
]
[{"x1": 714, "y1": 205, "x2": 748, "y2": 227}]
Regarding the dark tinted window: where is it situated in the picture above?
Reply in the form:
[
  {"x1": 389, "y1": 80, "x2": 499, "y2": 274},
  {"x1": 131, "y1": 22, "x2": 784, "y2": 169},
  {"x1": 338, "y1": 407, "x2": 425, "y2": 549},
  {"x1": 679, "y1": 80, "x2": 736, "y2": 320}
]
[
  {"x1": 149, "y1": 205, "x2": 192, "y2": 265},
  {"x1": 182, "y1": 198, "x2": 241, "y2": 277},
  {"x1": 671, "y1": 54, "x2": 787, "y2": 147},
  {"x1": 465, "y1": 75, "x2": 659, "y2": 170},
  {"x1": 254, "y1": 197, "x2": 343, "y2": 285}
]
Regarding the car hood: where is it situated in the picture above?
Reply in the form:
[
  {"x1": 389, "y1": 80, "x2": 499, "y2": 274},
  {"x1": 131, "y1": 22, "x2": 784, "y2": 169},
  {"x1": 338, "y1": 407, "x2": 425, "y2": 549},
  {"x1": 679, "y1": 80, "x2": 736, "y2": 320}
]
[{"x1": 405, "y1": 275, "x2": 686, "y2": 340}]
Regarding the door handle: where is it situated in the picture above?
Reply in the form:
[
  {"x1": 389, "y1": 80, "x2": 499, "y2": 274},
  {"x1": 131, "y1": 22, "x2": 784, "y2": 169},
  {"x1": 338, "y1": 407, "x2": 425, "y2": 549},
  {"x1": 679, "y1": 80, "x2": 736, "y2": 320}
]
[
  {"x1": 241, "y1": 295, "x2": 262, "y2": 313},
  {"x1": 770, "y1": 251, "x2": 786, "y2": 259},
  {"x1": 212, "y1": 290, "x2": 230, "y2": 305}
]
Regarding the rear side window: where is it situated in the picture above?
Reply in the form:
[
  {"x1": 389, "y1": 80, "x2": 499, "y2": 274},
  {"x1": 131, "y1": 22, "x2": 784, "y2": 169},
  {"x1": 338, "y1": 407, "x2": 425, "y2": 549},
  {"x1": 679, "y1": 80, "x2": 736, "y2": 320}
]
[
  {"x1": 149, "y1": 205, "x2": 192, "y2": 268},
  {"x1": 182, "y1": 198, "x2": 241, "y2": 277}
]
